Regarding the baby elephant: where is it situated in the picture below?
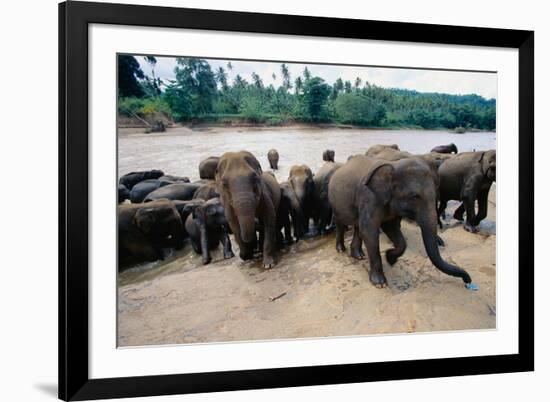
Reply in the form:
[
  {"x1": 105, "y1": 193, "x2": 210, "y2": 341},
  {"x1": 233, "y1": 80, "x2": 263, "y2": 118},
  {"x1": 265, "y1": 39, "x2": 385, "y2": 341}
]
[
  {"x1": 184, "y1": 198, "x2": 234, "y2": 265},
  {"x1": 268, "y1": 149, "x2": 279, "y2": 170},
  {"x1": 322, "y1": 149, "x2": 335, "y2": 162},
  {"x1": 431, "y1": 143, "x2": 458, "y2": 154}
]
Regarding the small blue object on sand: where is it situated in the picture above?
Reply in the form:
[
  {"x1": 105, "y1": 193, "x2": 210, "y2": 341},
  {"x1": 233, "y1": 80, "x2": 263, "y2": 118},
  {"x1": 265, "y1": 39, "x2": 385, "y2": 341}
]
[{"x1": 465, "y1": 282, "x2": 479, "y2": 291}]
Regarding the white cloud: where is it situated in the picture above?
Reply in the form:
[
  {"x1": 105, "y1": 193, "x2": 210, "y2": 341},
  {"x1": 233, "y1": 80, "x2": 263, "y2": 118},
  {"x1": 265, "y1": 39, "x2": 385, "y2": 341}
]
[{"x1": 136, "y1": 55, "x2": 496, "y2": 99}]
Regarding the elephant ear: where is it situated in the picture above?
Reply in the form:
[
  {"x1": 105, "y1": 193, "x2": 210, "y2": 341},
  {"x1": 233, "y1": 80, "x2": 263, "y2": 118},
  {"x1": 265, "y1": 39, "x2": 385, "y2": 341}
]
[
  {"x1": 363, "y1": 162, "x2": 394, "y2": 204},
  {"x1": 134, "y1": 208, "x2": 156, "y2": 234},
  {"x1": 242, "y1": 153, "x2": 262, "y2": 174},
  {"x1": 215, "y1": 158, "x2": 227, "y2": 181}
]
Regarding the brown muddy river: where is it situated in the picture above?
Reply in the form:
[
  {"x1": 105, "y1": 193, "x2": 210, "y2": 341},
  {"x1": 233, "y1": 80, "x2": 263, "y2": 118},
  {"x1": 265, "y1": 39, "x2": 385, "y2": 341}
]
[
  {"x1": 117, "y1": 126, "x2": 497, "y2": 346},
  {"x1": 118, "y1": 126, "x2": 496, "y2": 183}
]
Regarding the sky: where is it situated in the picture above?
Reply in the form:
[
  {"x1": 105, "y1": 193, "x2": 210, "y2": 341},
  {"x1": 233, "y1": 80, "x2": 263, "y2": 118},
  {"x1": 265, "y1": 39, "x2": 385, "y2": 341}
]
[{"x1": 136, "y1": 55, "x2": 497, "y2": 100}]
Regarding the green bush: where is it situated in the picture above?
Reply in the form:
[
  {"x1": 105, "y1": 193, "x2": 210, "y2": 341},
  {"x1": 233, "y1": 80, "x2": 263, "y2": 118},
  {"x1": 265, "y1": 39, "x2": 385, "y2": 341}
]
[
  {"x1": 239, "y1": 97, "x2": 266, "y2": 123},
  {"x1": 335, "y1": 93, "x2": 386, "y2": 126}
]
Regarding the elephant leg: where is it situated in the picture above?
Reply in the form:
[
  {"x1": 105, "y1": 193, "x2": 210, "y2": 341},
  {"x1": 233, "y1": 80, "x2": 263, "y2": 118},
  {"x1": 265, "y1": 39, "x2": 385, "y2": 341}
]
[
  {"x1": 382, "y1": 219, "x2": 406, "y2": 266},
  {"x1": 359, "y1": 215, "x2": 386, "y2": 288},
  {"x1": 350, "y1": 226, "x2": 365, "y2": 260},
  {"x1": 220, "y1": 224, "x2": 235, "y2": 259},
  {"x1": 438, "y1": 198, "x2": 448, "y2": 220},
  {"x1": 283, "y1": 215, "x2": 293, "y2": 244},
  {"x1": 463, "y1": 194, "x2": 479, "y2": 233},
  {"x1": 335, "y1": 221, "x2": 346, "y2": 253},
  {"x1": 261, "y1": 199, "x2": 278, "y2": 269},
  {"x1": 453, "y1": 203, "x2": 465, "y2": 221},
  {"x1": 190, "y1": 237, "x2": 201, "y2": 255},
  {"x1": 474, "y1": 188, "x2": 490, "y2": 225},
  {"x1": 199, "y1": 225, "x2": 212, "y2": 265}
]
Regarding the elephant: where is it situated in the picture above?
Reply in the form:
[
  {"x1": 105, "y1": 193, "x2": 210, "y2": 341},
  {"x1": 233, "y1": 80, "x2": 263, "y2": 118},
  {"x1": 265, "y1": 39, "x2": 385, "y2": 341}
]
[
  {"x1": 312, "y1": 161, "x2": 342, "y2": 234},
  {"x1": 199, "y1": 156, "x2": 220, "y2": 180},
  {"x1": 184, "y1": 198, "x2": 235, "y2": 265},
  {"x1": 129, "y1": 179, "x2": 174, "y2": 203},
  {"x1": 437, "y1": 150, "x2": 496, "y2": 232},
  {"x1": 268, "y1": 149, "x2": 279, "y2": 170},
  {"x1": 143, "y1": 182, "x2": 202, "y2": 202},
  {"x1": 118, "y1": 199, "x2": 184, "y2": 269},
  {"x1": 118, "y1": 184, "x2": 130, "y2": 203},
  {"x1": 328, "y1": 155, "x2": 472, "y2": 288},
  {"x1": 278, "y1": 181, "x2": 305, "y2": 244},
  {"x1": 171, "y1": 199, "x2": 206, "y2": 236},
  {"x1": 158, "y1": 175, "x2": 190, "y2": 183},
  {"x1": 119, "y1": 169, "x2": 164, "y2": 190},
  {"x1": 431, "y1": 143, "x2": 458, "y2": 154},
  {"x1": 192, "y1": 181, "x2": 220, "y2": 201},
  {"x1": 322, "y1": 149, "x2": 335, "y2": 162},
  {"x1": 365, "y1": 144, "x2": 399, "y2": 157},
  {"x1": 288, "y1": 164, "x2": 315, "y2": 234},
  {"x1": 216, "y1": 151, "x2": 281, "y2": 268}
]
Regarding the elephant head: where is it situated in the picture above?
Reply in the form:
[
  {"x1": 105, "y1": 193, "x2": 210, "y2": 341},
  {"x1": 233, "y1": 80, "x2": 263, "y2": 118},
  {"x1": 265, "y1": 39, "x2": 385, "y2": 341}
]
[
  {"x1": 480, "y1": 150, "x2": 496, "y2": 182},
  {"x1": 323, "y1": 149, "x2": 335, "y2": 162},
  {"x1": 289, "y1": 165, "x2": 314, "y2": 206},
  {"x1": 133, "y1": 201, "x2": 184, "y2": 250},
  {"x1": 216, "y1": 151, "x2": 263, "y2": 246},
  {"x1": 366, "y1": 158, "x2": 471, "y2": 284}
]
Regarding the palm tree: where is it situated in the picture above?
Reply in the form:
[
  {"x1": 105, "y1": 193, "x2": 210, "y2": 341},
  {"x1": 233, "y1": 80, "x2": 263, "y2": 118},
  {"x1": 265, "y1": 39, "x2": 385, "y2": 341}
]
[
  {"x1": 281, "y1": 63, "x2": 292, "y2": 90},
  {"x1": 251, "y1": 72, "x2": 263, "y2": 89},
  {"x1": 216, "y1": 66, "x2": 228, "y2": 90},
  {"x1": 227, "y1": 61, "x2": 233, "y2": 71},
  {"x1": 303, "y1": 66, "x2": 311, "y2": 81},
  {"x1": 272, "y1": 73, "x2": 277, "y2": 81},
  {"x1": 295, "y1": 76, "x2": 303, "y2": 94},
  {"x1": 354, "y1": 77, "x2": 362, "y2": 90}
]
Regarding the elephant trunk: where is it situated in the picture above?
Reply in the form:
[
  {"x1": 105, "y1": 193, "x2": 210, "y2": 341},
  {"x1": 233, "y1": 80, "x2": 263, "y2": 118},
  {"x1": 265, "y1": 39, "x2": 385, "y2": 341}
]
[
  {"x1": 232, "y1": 192, "x2": 258, "y2": 244},
  {"x1": 418, "y1": 210, "x2": 472, "y2": 284},
  {"x1": 199, "y1": 223, "x2": 211, "y2": 265}
]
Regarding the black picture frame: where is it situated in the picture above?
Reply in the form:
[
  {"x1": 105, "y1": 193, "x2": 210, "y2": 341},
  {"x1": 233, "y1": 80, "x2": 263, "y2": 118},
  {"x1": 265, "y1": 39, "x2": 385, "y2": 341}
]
[{"x1": 59, "y1": 1, "x2": 534, "y2": 400}]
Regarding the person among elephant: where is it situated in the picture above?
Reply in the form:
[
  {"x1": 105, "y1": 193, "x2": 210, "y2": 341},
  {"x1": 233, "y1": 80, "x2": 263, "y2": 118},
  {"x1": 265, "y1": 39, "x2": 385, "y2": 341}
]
[
  {"x1": 437, "y1": 150, "x2": 496, "y2": 232},
  {"x1": 215, "y1": 151, "x2": 281, "y2": 268},
  {"x1": 143, "y1": 182, "x2": 202, "y2": 202},
  {"x1": 312, "y1": 161, "x2": 342, "y2": 234},
  {"x1": 129, "y1": 178, "x2": 176, "y2": 203},
  {"x1": 118, "y1": 199, "x2": 185, "y2": 269},
  {"x1": 119, "y1": 169, "x2": 165, "y2": 190},
  {"x1": 184, "y1": 198, "x2": 234, "y2": 265},
  {"x1": 267, "y1": 149, "x2": 280, "y2": 170},
  {"x1": 278, "y1": 181, "x2": 305, "y2": 244},
  {"x1": 198, "y1": 156, "x2": 220, "y2": 180},
  {"x1": 288, "y1": 164, "x2": 315, "y2": 234},
  {"x1": 328, "y1": 155, "x2": 472, "y2": 288},
  {"x1": 158, "y1": 175, "x2": 190, "y2": 183},
  {"x1": 118, "y1": 184, "x2": 130, "y2": 203},
  {"x1": 431, "y1": 143, "x2": 458, "y2": 154},
  {"x1": 322, "y1": 149, "x2": 335, "y2": 162},
  {"x1": 193, "y1": 181, "x2": 220, "y2": 201}
]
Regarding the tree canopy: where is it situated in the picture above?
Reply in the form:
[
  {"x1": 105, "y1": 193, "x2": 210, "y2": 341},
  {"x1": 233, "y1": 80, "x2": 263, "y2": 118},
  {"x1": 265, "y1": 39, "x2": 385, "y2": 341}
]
[{"x1": 118, "y1": 55, "x2": 496, "y2": 131}]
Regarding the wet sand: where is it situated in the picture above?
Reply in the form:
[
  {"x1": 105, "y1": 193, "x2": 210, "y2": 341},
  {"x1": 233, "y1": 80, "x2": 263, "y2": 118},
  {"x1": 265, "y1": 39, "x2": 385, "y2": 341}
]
[{"x1": 117, "y1": 126, "x2": 496, "y2": 347}]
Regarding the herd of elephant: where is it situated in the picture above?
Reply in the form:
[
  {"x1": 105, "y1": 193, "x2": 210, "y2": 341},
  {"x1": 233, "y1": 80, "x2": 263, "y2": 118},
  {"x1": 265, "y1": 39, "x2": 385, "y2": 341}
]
[{"x1": 118, "y1": 141, "x2": 496, "y2": 289}]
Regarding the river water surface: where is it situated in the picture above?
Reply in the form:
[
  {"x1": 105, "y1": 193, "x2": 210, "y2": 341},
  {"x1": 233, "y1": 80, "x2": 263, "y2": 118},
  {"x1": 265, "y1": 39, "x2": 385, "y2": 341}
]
[{"x1": 118, "y1": 126, "x2": 496, "y2": 183}]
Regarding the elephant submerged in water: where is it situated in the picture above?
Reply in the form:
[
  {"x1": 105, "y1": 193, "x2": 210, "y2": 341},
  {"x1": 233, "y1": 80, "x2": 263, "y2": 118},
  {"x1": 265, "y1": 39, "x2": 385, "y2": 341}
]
[
  {"x1": 431, "y1": 143, "x2": 458, "y2": 154},
  {"x1": 328, "y1": 155, "x2": 472, "y2": 288},
  {"x1": 216, "y1": 151, "x2": 281, "y2": 268},
  {"x1": 119, "y1": 169, "x2": 164, "y2": 190},
  {"x1": 268, "y1": 149, "x2": 279, "y2": 170},
  {"x1": 118, "y1": 199, "x2": 184, "y2": 269}
]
